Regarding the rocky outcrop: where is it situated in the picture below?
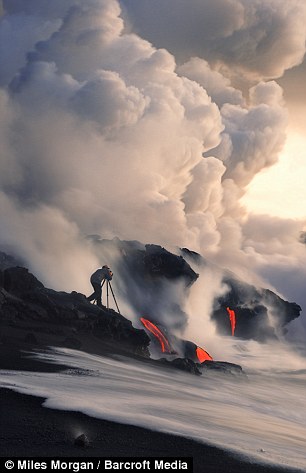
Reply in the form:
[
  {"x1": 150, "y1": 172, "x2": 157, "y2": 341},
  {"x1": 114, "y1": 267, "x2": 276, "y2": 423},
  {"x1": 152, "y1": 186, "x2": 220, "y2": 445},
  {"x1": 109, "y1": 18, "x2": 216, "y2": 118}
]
[
  {"x1": 91, "y1": 239, "x2": 199, "y2": 330},
  {"x1": 3, "y1": 266, "x2": 44, "y2": 296},
  {"x1": 89, "y1": 239, "x2": 302, "y2": 342},
  {"x1": 1, "y1": 240, "x2": 302, "y2": 351},
  {"x1": 159, "y1": 357, "x2": 202, "y2": 376},
  {"x1": 0, "y1": 265, "x2": 150, "y2": 357},
  {"x1": 180, "y1": 247, "x2": 301, "y2": 342},
  {"x1": 90, "y1": 238, "x2": 199, "y2": 286},
  {"x1": 201, "y1": 360, "x2": 247, "y2": 378},
  {"x1": 159, "y1": 358, "x2": 246, "y2": 378},
  {"x1": 74, "y1": 433, "x2": 90, "y2": 448},
  {"x1": 213, "y1": 276, "x2": 301, "y2": 342},
  {"x1": 0, "y1": 257, "x2": 246, "y2": 377},
  {"x1": 92, "y1": 309, "x2": 150, "y2": 354},
  {"x1": 142, "y1": 244, "x2": 198, "y2": 285}
]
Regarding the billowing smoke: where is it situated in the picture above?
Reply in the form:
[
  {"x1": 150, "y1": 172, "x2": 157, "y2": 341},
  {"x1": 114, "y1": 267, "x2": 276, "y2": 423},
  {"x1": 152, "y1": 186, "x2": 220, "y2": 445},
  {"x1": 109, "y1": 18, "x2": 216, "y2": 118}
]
[
  {"x1": 121, "y1": 0, "x2": 306, "y2": 80},
  {"x1": 1, "y1": 0, "x2": 306, "y2": 335}
]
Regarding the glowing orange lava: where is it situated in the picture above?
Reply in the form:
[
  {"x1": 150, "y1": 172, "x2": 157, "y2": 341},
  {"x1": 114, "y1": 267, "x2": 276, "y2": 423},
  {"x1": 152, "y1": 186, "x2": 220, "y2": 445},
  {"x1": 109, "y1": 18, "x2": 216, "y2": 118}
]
[
  {"x1": 196, "y1": 346, "x2": 213, "y2": 363},
  {"x1": 140, "y1": 317, "x2": 172, "y2": 353},
  {"x1": 226, "y1": 307, "x2": 236, "y2": 336}
]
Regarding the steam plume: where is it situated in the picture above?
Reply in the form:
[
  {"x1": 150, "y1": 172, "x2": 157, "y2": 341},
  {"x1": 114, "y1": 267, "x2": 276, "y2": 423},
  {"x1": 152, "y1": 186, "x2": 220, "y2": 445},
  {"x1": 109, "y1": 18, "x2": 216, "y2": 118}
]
[{"x1": 0, "y1": 0, "x2": 306, "y2": 332}]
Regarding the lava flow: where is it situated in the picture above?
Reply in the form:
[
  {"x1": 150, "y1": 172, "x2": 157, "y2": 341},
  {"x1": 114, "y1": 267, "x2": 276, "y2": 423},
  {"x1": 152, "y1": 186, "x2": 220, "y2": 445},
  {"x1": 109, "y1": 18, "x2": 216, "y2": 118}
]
[
  {"x1": 140, "y1": 317, "x2": 172, "y2": 353},
  {"x1": 226, "y1": 307, "x2": 236, "y2": 336}
]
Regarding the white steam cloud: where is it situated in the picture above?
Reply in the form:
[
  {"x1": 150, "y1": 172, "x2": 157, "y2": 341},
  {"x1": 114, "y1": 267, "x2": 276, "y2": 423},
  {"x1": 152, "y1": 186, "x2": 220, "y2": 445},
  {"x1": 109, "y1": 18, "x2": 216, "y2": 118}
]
[
  {"x1": 0, "y1": 0, "x2": 306, "y2": 333},
  {"x1": 121, "y1": 0, "x2": 306, "y2": 80}
]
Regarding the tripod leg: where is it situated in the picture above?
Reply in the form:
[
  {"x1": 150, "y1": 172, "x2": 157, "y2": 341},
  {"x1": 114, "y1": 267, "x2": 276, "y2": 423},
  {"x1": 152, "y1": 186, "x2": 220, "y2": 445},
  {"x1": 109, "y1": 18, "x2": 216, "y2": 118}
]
[
  {"x1": 106, "y1": 280, "x2": 109, "y2": 309},
  {"x1": 108, "y1": 281, "x2": 121, "y2": 314}
]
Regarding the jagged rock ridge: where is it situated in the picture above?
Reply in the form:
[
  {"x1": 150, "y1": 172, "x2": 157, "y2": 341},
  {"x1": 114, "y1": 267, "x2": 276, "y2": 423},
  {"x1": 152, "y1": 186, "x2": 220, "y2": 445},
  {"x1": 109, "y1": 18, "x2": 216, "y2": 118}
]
[
  {"x1": 0, "y1": 241, "x2": 302, "y2": 353},
  {"x1": 213, "y1": 276, "x2": 301, "y2": 341},
  {"x1": 0, "y1": 266, "x2": 150, "y2": 357},
  {"x1": 0, "y1": 263, "x2": 244, "y2": 377},
  {"x1": 89, "y1": 239, "x2": 301, "y2": 342},
  {"x1": 89, "y1": 238, "x2": 199, "y2": 331}
]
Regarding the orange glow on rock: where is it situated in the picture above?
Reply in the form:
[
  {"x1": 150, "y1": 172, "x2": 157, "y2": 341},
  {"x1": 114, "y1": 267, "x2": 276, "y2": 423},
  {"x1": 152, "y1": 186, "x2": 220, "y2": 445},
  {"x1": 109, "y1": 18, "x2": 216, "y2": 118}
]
[
  {"x1": 140, "y1": 317, "x2": 172, "y2": 353},
  {"x1": 196, "y1": 346, "x2": 213, "y2": 363},
  {"x1": 226, "y1": 307, "x2": 236, "y2": 336}
]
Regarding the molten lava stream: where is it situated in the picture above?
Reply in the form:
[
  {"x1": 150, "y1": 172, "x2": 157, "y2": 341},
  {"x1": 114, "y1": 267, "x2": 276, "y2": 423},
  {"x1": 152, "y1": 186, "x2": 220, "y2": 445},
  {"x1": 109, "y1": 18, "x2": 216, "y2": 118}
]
[{"x1": 140, "y1": 317, "x2": 172, "y2": 353}]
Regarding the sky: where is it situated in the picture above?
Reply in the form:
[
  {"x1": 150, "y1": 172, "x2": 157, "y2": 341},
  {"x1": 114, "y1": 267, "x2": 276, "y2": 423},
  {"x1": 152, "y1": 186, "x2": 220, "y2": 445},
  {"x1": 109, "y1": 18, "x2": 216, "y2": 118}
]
[
  {"x1": 243, "y1": 58, "x2": 306, "y2": 219},
  {"x1": 0, "y1": 0, "x2": 306, "y2": 333}
]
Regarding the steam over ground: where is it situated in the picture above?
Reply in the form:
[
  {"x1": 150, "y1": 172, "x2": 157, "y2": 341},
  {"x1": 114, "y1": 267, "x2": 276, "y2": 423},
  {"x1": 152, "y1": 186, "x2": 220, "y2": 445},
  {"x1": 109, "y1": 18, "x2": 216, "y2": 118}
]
[{"x1": 1, "y1": 0, "x2": 306, "y2": 334}]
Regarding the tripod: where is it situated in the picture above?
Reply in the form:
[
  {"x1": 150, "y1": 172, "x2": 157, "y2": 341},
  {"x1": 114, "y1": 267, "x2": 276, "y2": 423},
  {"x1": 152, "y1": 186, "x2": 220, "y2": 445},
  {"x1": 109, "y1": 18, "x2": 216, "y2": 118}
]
[{"x1": 100, "y1": 279, "x2": 121, "y2": 314}]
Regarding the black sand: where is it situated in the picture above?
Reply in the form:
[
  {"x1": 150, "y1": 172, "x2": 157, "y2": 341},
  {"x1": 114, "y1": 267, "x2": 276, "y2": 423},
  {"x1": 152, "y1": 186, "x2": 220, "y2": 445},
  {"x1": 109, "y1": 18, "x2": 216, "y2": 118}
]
[{"x1": 1, "y1": 388, "x2": 303, "y2": 473}]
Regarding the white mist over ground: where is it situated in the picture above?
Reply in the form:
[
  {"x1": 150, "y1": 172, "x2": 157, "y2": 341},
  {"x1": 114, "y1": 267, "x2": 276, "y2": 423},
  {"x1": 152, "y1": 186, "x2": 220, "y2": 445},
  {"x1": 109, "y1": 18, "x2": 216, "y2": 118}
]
[{"x1": 1, "y1": 345, "x2": 306, "y2": 470}]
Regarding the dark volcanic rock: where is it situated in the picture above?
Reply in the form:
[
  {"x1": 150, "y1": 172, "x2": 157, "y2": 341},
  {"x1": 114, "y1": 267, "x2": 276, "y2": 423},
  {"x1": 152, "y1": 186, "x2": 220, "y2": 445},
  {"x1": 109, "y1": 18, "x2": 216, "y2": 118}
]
[
  {"x1": 183, "y1": 340, "x2": 211, "y2": 362},
  {"x1": 213, "y1": 276, "x2": 301, "y2": 342},
  {"x1": 91, "y1": 239, "x2": 199, "y2": 330},
  {"x1": 159, "y1": 358, "x2": 246, "y2": 378},
  {"x1": 180, "y1": 247, "x2": 302, "y2": 341},
  {"x1": 143, "y1": 244, "x2": 198, "y2": 285},
  {"x1": 0, "y1": 259, "x2": 151, "y2": 357},
  {"x1": 91, "y1": 238, "x2": 198, "y2": 285},
  {"x1": 24, "y1": 333, "x2": 39, "y2": 344},
  {"x1": 201, "y1": 360, "x2": 247, "y2": 378},
  {"x1": 3, "y1": 267, "x2": 44, "y2": 296},
  {"x1": 62, "y1": 336, "x2": 82, "y2": 350},
  {"x1": 0, "y1": 243, "x2": 302, "y2": 358},
  {"x1": 74, "y1": 433, "x2": 90, "y2": 448},
  {"x1": 93, "y1": 308, "x2": 150, "y2": 355},
  {"x1": 262, "y1": 288, "x2": 301, "y2": 326},
  {"x1": 160, "y1": 357, "x2": 202, "y2": 375},
  {"x1": 180, "y1": 248, "x2": 202, "y2": 264},
  {"x1": 89, "y1": 239, "x2": 302, "y2": 341}
]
